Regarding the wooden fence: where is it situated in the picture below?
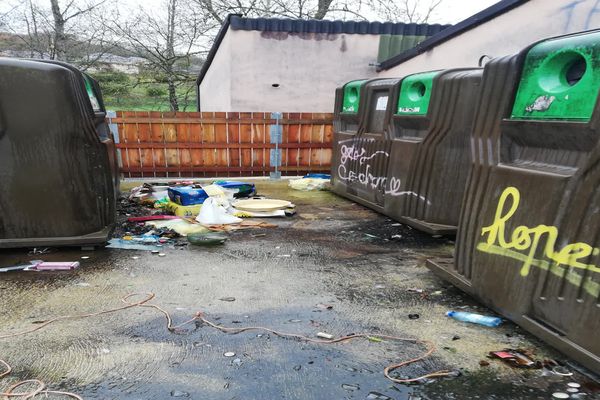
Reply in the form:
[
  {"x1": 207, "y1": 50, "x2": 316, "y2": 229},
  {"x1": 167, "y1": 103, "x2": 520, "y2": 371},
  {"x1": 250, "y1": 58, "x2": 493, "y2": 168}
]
[{"x1": 109, "y1": 111, "x2": 333, "y2": 178}]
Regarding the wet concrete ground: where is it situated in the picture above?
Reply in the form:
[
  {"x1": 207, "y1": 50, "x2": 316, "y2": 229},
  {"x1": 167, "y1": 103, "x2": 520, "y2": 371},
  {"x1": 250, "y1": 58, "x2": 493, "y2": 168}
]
[{"x1": 0, "y1": 180, "x2": 599, "y2": 399}]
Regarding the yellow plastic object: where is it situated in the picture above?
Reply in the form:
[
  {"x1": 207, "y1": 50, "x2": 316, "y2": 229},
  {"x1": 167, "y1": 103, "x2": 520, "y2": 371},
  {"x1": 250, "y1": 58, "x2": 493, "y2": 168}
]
[
  {"x1": 163, "y1": 200, "x2": 202, "y2": 217},
  {"x1": 232, "y1": 199, "x2": 292, "y2": 212},
  {"x1": 145, "y1": 219, "x2": 210, "y2": 236}
]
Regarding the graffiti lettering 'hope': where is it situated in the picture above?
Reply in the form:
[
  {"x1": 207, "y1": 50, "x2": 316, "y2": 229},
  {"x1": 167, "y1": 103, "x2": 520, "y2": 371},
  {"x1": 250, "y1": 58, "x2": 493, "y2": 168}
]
[{"x1": 478, "y1": 186, "x2": 600, "y2": 278}]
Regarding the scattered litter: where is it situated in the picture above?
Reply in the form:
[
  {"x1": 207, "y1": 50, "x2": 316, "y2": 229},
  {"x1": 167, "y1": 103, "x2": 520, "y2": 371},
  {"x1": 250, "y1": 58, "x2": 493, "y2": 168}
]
[
  {"x1": 170, "y1": 390, "x2": 190, "y2": 398},
  {"x1": 316, "y1": 332, "x2": 334, "y2": 340},
  {"x1": 158, "y1": 253, "x2": 166, "y2": 257},
  {"x1": 391, "y1": 234, "x2": 403, "y2": 239},
  {"x1": 408, "y1": 314, "x2": 420, "y2": 320},
  {"x1": 341, "y1": 383, "x2": 359, "y2": 391},
  {"x1": 367, "y1": 336, "x2": 383, "y2": 343},
  {"x1": 168, "y1": 186, "x2": 209, "y2": 206},
  {"x1": 374, "y1": 284, "x2": 385, "y2": 289},
  {"x1": 288, "y1": 176, "x2": 330, "y2": 191},
  {"x1": 452, "y1": 335, "x2": 461, "y2": 341},
  {"x1": 233, "y1": 209, "x2": 287, "y2": 218},
  {"x1": 407, "y1": 288, "x2": 424, "y2": 293},
  {"x1": 489, "y1": 349, "x2": 536, "y2": 368},
  {"x1": 196, "y1": 198, "x2": 242, "y2": 225},
  {"x1": 12, "y1": 261, "x2": 81, "y2": 272},
  {"x1": 552, "y1": 365, "x2": 573, "y2": 376},
  {"x1": 276, "y1": 254, "x2": 291, "y2": 258},
  {"x1": 446, "y1": 310, "x2": 502, "y2": 327},
  {"x1": 187, "y1": 232, "x2": 228, "y2": 246},
  {"x1": 364, "y1": 233, "x2": 379, "y2": 239},
  {"x1": 29, "y1": 247, "x2": 50, "y2": 255},
  {"x1": 106, "y1": 239, "x2": 162, "y2": 251},
  {"x1": 219, "y1": 297, "x2": 236, "y2": 302},
  {"x1": 567, "y1": 388, "x2": 580, "y2": 393},
  {"x1": 315, "y1": 303, "x2": 333, "y2": 310},
  {"x1": 127, "y1": 215, "x2": 180, "y2": 222},
  {"x1": 76, "y1": 282, "x2": 91, "y2": 287},
  {"x1": 251, "y1": 233, "x2": 267, "y2": 238},
  {"x1": 366, "y1": 392, "x2": 392, "y2": 400},
  {"x1": 431, "y1": 291, "x2": 442, "y2": 295},
  {"x1": 223, "y1": 352, "x2": 236, "y2": 357},
  {"x1": 552, "y1": 393, "x2": 570, "y2": 399},
  {"x1": 293, "y1": 365, "x2": 302, "y2": 371},
  {"x1": 132, "y1": 256, "x2": 139, "y2": 260},
  {"x1": 479, "y1": 360, "x2": 490, "y2": 367},
  {"x1": 568, "y1": 383, "x2": 581, "y2": 388},
  {"x1": 146, "y1": 219, "x2": 210, "y2": 236},
  {"x1": 232, "y1": 358, "x2": 243, "y2": 366},
  {"x1": 151, "y1": 250, "x2": 160, "y2": 254},
  {"x1": 81, "y1": 256, "x2": 90, "y2": 260},
  {"x1": 232, "y1": 198, "x2": 292, "y2": 212},
  {"x1": 213, "y1": 181, "x2": 256, "y2": 197}
]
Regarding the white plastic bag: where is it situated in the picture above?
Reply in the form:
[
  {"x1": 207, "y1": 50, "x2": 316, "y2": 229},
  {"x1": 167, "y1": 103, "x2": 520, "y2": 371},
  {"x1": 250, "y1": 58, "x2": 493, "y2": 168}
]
[
  {"x1": 289, "y1": 178, "x2": 330, "y2": 191},
  {"x1": 196, "y1": 197, "x2": 242, "y2": 225}
]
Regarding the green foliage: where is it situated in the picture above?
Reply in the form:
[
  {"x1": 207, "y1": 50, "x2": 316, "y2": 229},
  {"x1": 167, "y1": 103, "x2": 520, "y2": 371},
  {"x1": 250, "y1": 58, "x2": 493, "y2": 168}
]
[
  {"x1": 93, "y1": 71, "x2": 131, "y2": 96},
  {"x1": 97, "y1": 73, "x2": 196, "y2": 111},
  {"x1": 146, "y1": 86, "x2": 167, "y2": 97}
]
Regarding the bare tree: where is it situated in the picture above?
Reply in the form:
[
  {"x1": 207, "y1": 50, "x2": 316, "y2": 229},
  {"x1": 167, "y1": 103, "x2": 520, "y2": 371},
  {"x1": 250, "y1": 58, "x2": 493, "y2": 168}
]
[
  {"x1": 192, "y1": 0, "x2": 367, "y2": 22},
  {"x1": 3, "y1": 0, "x2": 115, "y2": 63},
  {"x1": 368, "y1": 0, "x2": 444, "y2": 23},
  {"x1": 110, "y1": 0, "x2": 212, "y2": 111}
]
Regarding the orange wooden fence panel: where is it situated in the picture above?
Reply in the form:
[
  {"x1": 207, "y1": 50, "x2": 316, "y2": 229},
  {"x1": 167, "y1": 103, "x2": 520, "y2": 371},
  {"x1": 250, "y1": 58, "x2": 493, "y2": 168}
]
[{"x1": 109, "y1": 111, "x2": 334, "y2": 178}]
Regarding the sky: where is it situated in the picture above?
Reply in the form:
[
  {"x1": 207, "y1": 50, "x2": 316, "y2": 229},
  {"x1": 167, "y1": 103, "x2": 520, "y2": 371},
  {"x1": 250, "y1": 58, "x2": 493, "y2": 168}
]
[
  {"x1": 426, "y1": 0, "x2": 500, "y2": 24},
  {"x1": 1, "y1": 1, "x2": 502, "y2": 25}
]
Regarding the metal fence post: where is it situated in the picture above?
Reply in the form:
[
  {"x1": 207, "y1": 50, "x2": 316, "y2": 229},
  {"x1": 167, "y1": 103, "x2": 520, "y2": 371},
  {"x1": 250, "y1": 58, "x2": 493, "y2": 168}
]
[
  {"x1": 270, "y1": 112, "x2": 282, "y2": 179},
  {"x1": 106, "y1": 110, "x2": 123, "y2": 177}
]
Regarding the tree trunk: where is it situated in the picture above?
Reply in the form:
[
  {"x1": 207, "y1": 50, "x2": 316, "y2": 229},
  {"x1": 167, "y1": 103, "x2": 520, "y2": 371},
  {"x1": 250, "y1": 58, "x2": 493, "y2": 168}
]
[
  {"x1": 166, "y1": 0, "x2": 179, "y2": 111},
  {"x1": 313, "y1": 0, "x2": 334, "y2": 19},
  {"x1": 167, "y1": 75, "x2": 179, "y2": 112},
  {"x1": 49, "y1": 0, "x2": 66, "y2": 60}
]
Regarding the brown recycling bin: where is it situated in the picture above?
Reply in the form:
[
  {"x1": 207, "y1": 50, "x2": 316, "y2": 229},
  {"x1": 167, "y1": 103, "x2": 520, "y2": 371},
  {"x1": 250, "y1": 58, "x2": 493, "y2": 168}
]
[
  {"x1": 332, "y1": 78, "x2": 400, "y2": 211},
  {"x1": 384, "y1": 69, "x2": 482, "y2": 234},
  {"x1": 331, "y1": 69, "x2": 482, "y2": 234},
  {"x1": 0, "y1": 58, "x2": 118, "y2": 248},
  {"x1": 427, "y1": 30, "x2": 600, "y2": 374}
]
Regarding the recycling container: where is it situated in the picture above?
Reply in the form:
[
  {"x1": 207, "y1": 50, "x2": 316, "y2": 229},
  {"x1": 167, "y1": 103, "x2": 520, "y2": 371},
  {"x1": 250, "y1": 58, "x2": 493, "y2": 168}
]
[
  {"x1": 332, "y1": 78, "x2": 400, "y2": 210},
  {"x1": 0, "y1": 58, "x2": 118, "y2": 248},
  {"x1": 385, "y1": 69, "x2": 483, "y2": 234},
  {"x1": 331, "y1": 69, "x2": 482, "y2": 234},
  {"x1": 331, "y1": 79, "x2": 368, "y2": 198},
  {"x1": 427, "y1": 30, "x2": 600, "y2": 374}
]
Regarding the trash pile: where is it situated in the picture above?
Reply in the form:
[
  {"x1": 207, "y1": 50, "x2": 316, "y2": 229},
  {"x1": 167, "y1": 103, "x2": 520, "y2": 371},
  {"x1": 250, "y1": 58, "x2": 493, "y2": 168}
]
[
  {"x1": 113, "y1": 180, "x2": 296, "y2": 249},
  {"x1": 288, "y1": 173, "x2": 331, "y2": 191}
]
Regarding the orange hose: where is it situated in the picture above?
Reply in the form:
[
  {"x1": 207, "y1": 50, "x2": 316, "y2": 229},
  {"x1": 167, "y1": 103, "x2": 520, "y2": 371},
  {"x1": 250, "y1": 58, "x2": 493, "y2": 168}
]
[{"x1": 0, "y1": 292, "x2": 452, "y2": 398}]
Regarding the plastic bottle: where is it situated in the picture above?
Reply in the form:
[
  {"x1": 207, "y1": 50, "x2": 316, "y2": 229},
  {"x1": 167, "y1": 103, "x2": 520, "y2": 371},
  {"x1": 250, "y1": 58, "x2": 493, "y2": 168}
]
[{"x1": 446, "y1": 311, "x2": 502, "y2": 327}]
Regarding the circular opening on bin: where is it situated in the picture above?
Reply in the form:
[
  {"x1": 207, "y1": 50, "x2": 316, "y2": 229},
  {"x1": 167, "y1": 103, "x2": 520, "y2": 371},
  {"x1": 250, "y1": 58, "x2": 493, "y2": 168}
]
[
  {"x1": 538, "y1": 51, "x2": 587, "y2": 93},
  {"x1": 407, "y1": 81, "x2": 426, "y2": 101},
  {"x1": 566, "y1": 57, "x2": 586, "y2": 86},
  {"x1": 347, "y1": 87, "x2": 359, "y2": 103},
  {"x1": 271, "y1": 83, "x2": 280, "y2": 88}
]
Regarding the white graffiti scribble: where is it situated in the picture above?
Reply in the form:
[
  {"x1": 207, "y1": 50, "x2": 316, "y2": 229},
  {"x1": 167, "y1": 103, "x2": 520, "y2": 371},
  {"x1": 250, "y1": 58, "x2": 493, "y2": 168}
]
[
  {"x1": 337, "y1": 140, "x2": 431, "y2": 205},
  {"x1": 339, "y1": 144, "x2": 389, "y2": 165}
]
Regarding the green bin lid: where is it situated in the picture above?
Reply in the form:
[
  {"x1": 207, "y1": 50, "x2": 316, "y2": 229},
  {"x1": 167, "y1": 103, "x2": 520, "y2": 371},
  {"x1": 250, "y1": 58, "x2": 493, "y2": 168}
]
[
  {"x1": 511, "y1": 31, "x2": 600, "y2": 121},
  {"x1": 341, "y1": 80, "x2": 366, "y2": 114},
  {"x1": 396, "y1": 71, "x2": 440, "y2": 116}
]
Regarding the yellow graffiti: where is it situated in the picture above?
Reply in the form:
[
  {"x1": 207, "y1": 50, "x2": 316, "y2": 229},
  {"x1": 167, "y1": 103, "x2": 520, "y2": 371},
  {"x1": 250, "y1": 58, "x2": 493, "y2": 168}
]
[{"x1": 477, "y1": 187, "x2": 600, "y2": 297}]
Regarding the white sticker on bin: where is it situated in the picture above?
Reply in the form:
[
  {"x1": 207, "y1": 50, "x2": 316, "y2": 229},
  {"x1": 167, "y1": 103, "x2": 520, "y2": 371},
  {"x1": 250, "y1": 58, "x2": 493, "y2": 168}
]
[{"x1": 376, "y1": 96, "x2": 388, "y2": 111}]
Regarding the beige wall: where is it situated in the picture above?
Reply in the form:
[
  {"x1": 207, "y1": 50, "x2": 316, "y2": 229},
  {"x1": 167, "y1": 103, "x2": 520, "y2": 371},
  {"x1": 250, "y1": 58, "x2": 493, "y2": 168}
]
[
  {"x1": 200, "y1": 29, "x2": 380, "y2": 112},
  {"x1": 379, "y1": 0, "x2": 600, "y2": 78},
  {"x1": 199, "y1": 30, "x2": 233, "y2": 111}
]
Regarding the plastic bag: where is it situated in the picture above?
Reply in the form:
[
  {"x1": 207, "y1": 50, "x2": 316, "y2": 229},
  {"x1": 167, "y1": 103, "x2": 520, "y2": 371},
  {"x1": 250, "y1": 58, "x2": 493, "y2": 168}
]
[
  {"x1": 289, "y1": 178, "x2": 330, "y2": 191},
  {"x1": 196, "y1": 197, "x2": 242, "y2": 225}
]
